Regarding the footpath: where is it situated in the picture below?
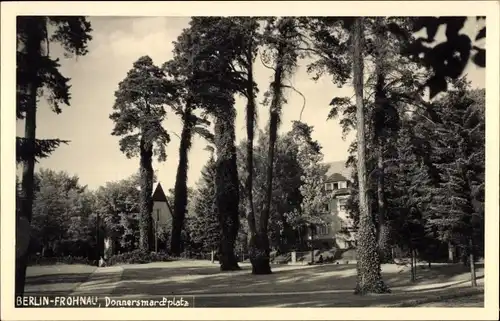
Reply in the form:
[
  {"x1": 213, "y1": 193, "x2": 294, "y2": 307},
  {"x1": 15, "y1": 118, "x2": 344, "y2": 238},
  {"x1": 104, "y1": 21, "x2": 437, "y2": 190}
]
[{"x1": 71, "y1": 266, "x2": 124, "y2": 296}]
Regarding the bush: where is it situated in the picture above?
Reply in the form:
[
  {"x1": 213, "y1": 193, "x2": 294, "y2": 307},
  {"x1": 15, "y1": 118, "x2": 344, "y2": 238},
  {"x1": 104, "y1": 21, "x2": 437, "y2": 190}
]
[
  {"x1": 28, "y1": 255, "x2": 94, "y2": 266},
  {"x1": 106, "y1": 249, "x2": 171, "y2": 266}
]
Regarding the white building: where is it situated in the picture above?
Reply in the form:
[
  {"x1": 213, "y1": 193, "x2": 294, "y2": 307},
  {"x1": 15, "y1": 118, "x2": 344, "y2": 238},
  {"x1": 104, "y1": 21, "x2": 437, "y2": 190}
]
[
  {"x1": 312, "y1": 161, "x2": 356, "y2": 250},
  {"x1": 152, "y1": 182, "x2": 173, "y2": 228}
]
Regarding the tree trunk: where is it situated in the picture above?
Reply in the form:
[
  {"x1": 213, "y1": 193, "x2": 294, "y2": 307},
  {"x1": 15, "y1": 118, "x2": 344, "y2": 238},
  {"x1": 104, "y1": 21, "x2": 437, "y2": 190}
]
[
  {"x1": 410, "y1": 247, "x2": 416, "y2": 282},
  {"x1": 243, "y1": 52, "x2": 271, "y2": 274},
  {"x1": 469, "y1": 238, "x2": 477, "y2": 287},
  {"x1": 253, "y1": 40, "x2": 286, "y2": 275},
  {"x1": 214, "y1": 110, "x2": 240, "y2": 271},
  {"x1": 139, "y1": 140, "x2": 154, "y2": 251},
  {"x1": 16, "y1": 21, "x2": 42, "y2": 297},
  {"x1": 171, "y1": 105, "x2": 193, "y2": 256},
  {"x1": 373, "y1": 19, "x2": 391, "y2": 264},
  {"x1": 376, "y1": 145, "x2": 391, "y2": 263},
  {"x1": 352, "y1": 17, "x2": 389, "y2": 295},
  {"x1": 413, "y1": 249, "x2": 418, "y2": 281}
]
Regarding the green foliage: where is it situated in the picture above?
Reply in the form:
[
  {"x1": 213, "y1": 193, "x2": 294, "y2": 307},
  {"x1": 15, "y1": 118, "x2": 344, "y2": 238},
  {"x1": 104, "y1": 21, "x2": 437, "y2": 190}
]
[
  {"x1": 16, "y1": 138, "x2": 69, "y2": 163},
  {"x1": 110, "y1": 55, "x2": 176, "y2": 252},
  {"x1": 110, "y1": 56, "x2": 174, "y2": 162},
  {"x1": 93, "y1": 174, "x2": 143, "y2": 252},
  {"x1": 387, "y1": 125, "x2": 433, "y2": 251},
  {"x1": 388, "y1": 17, "x2": 485, "y2": 98},
  {"x1": 16, "y1": 16, "x2": 93, "y2": 119},
  {"x1": 301, "y1": 17, "x2": 352, "y2": 85},
  {"x1": 188, "y1": 155, "x2": 220, "y2": 252},
  {"x1": 106, "y1": 249, "x2": 171, "y2": 266},
  {"x1": 284, "y1": 122, "x2": 330, "y2": 228},
  {"x1": 28, "y1": 255, "x2": 93, "y2": 266},
  {"x1": 235, "y1": 123, "x2": 330, "y2": 252},
  {"x1": 428, "y1": 80, "x2": 485, "y2": 256},
  {"x1": 30, "y1": 169, "x2": 95, "y2": 258}
]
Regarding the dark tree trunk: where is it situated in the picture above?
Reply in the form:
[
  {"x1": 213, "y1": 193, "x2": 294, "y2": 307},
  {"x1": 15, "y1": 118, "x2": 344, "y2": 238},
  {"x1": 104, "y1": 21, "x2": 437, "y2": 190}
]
[
  {"x1": 410, "y1": 247, "x2": 416, "y2": 282},
  {"x1": 243, "y1": 50, "x2": 271, "y2": 274},
  {"x1": 214, "y1": 110, "x2": 240, "y2": 271},
  {"x1": 171, "y1": 105, "x2": 193, "y2": 256},
  {"x1": 139, "y1": 139, "x2": 154, "y2": 251},
  {"x1": 252, "y1": 40, "x2": 286, "y2": 275},
  {"x1": 352, "y1": 17, "x2": 389, "y2": 295},
  {"x1": 373, "y1": 19, "x2": 391, "y2": 264},
  {"x1": 16, "y1": 18, "x2": 43, "y2": 299},
  {"x1": 376, "y1": 145, "x2": 391, "y2": 263},
  {"x1": 249, "y1": 232, "x2": 272, "y2": 274}
]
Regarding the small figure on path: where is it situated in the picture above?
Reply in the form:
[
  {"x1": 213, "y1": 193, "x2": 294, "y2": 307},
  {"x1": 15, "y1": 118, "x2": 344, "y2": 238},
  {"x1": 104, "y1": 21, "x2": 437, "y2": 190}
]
[{"x1": 318, "y1": 254, "x2": 324, "y2": 264}]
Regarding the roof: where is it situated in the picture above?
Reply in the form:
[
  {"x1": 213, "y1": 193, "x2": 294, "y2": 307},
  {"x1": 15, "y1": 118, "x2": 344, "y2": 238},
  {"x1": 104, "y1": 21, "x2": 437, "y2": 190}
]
[
  {"x1": 325, "y1": 160, "x2": 353, "y2": 182},
  {"x1": 152, "y1": 182, "x2": 168, "y2": 202},
  {"x1": 327, "y1": 172, "x2": 348, "y2": 182}
]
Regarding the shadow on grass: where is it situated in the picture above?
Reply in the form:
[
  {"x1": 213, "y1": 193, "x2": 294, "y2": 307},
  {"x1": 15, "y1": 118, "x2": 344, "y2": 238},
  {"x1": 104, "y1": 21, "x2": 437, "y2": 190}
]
[
  {"x1": 189, "y1": 287, "x2": 484, "y2": 307},
  {"x1": 111, "y1": 262, "x2": 484, "y2": 300}
]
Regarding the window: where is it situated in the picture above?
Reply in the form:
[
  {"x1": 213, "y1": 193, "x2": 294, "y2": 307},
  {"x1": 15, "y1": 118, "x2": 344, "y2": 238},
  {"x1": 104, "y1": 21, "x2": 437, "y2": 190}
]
[
  {"x1": 318, "y1": 225, "x2": 329, "y2": 235},
  {"x1": 339, "y1": 181, "x2": 347, "y2": 189},
  {"x1": 325, "y1": 183, "x2": 333, "y2": 191},
  {"x1": 324, "y1": 203, "x2": 330, "y2": 212},
  {"x1": 333, "y1": 183, "x2": 339, "y2": 190}
]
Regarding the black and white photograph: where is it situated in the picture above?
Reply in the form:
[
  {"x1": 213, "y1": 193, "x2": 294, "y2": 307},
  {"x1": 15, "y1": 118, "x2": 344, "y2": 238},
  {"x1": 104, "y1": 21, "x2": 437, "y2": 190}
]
[{"x1": 1, "y1": 1, "x2": 499, "y2": 320}]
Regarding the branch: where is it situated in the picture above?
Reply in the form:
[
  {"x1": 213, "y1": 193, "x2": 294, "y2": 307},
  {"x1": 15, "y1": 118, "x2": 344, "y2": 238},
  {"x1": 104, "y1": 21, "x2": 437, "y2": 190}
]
[
  {"x1": 259, "y1": 50, "x2": 276, "y2": 71},
  {"x1": 283, "y1": 84, "x2": 306, "y2": 121}
]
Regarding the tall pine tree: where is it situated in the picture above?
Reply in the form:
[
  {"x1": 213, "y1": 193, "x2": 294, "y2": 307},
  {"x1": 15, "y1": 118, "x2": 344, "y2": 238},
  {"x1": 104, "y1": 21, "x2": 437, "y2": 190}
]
[{"x1": 110, "y1": 56, "x2": 175, "y2": 251}]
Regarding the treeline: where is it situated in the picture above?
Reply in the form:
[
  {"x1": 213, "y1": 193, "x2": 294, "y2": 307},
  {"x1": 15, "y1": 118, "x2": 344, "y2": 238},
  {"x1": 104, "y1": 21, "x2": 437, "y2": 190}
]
[
  {"x1": 342, "y1": 82, "x2": 485, "y2": 275},
  {"x1": 17, "y1": 171, "x2": 162, "y2": 261},
  {"x1": 16, "y1": 15, "x2": 485, "y2": 296},
  {"x1": 20, "y1": 120, "x2": 333, "y2": 261}
]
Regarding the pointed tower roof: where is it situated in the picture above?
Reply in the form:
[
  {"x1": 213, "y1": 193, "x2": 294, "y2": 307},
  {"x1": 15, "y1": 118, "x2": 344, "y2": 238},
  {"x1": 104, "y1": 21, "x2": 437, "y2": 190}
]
[{"x1": 152, "y1": 182, "x2": 168, "y2": 202}]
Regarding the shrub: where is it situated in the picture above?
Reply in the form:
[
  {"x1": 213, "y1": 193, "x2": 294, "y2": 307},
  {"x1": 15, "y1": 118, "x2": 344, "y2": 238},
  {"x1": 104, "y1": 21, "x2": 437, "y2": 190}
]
[
  {"x1": 28, "y1": 255, "x2": 94, "y2": 266},
  {"x1": 106, "y1": 249, "x2": 171, "y2": 266}
]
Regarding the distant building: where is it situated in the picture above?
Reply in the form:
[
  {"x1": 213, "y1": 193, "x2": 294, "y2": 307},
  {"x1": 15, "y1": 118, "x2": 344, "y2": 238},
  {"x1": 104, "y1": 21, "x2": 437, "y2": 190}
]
[
  {"x1": 308, "y1": 161, "x2": 356, "y2": 250},
  {"x1": 104, "y1": 182, "x2": 173, "y2": 258},
  {"x1": 152, "y1": 182, "x2": 174, "y2": 228}
]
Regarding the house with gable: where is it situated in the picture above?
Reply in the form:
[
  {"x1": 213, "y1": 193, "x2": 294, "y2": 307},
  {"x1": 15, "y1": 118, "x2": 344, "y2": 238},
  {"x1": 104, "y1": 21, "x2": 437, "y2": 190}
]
[
  {"x1": 152, "y1": 182, "x2": 174, "y2": 229},
  {"x1": 308, "y1": 160, "x2": 357, "y2": 250}
]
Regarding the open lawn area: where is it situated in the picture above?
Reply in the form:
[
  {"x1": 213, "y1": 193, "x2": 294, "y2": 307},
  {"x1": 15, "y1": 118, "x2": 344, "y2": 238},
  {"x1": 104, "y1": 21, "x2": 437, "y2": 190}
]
[
  {"x1": 24, "y1": 260, "x2": 484, "y2": 307},
  {"x1": 25, "y1": 264, "x2": 97, "y2": 296}
]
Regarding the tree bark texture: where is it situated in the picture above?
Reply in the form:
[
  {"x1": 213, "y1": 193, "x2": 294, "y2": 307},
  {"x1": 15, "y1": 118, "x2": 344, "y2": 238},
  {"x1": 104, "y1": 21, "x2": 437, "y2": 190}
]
[
  {"x1": 139, "y1": 138, "x2": 154, "y2": 251},
  {"x1": 16, "y1": 18, "x2": 43, "y2": 298},
  {"x1": 171, "y1": 105, "x2": 193, "y2": 256},
  {"x1": 352, "y1": 17, "x2": 390, "y2": 295},
  {"x1": 214, "y1": 110, "x2": 241, "y2": 271}
]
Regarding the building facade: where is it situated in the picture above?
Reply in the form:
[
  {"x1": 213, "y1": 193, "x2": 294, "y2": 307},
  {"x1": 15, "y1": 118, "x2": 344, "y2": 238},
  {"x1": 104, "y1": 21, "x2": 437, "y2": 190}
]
[{"x1": 312, "y1": 161, "x2": 356, "y2": 250}]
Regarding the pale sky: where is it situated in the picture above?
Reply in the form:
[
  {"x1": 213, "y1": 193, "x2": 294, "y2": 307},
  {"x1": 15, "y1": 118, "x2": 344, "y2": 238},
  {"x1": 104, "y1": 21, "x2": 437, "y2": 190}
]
[{"x1": 16, "y1": 16, "x2": 485, "y2": 191}]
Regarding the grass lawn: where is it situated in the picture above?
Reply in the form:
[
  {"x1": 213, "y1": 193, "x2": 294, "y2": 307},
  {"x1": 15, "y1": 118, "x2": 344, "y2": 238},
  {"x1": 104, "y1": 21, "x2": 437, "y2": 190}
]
[
  {"x1": 105, "y1": 261, "x2": 483, "y2": 307},
  {"x1": 25, "y1": 264, "x2": 97, "y2": 295},
  {"x1": 414, "y1": 293, "x2": 484, "y2": 307},
  {"x1": 23, "y1": 260, "x2": 484, "y2": 307}
]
